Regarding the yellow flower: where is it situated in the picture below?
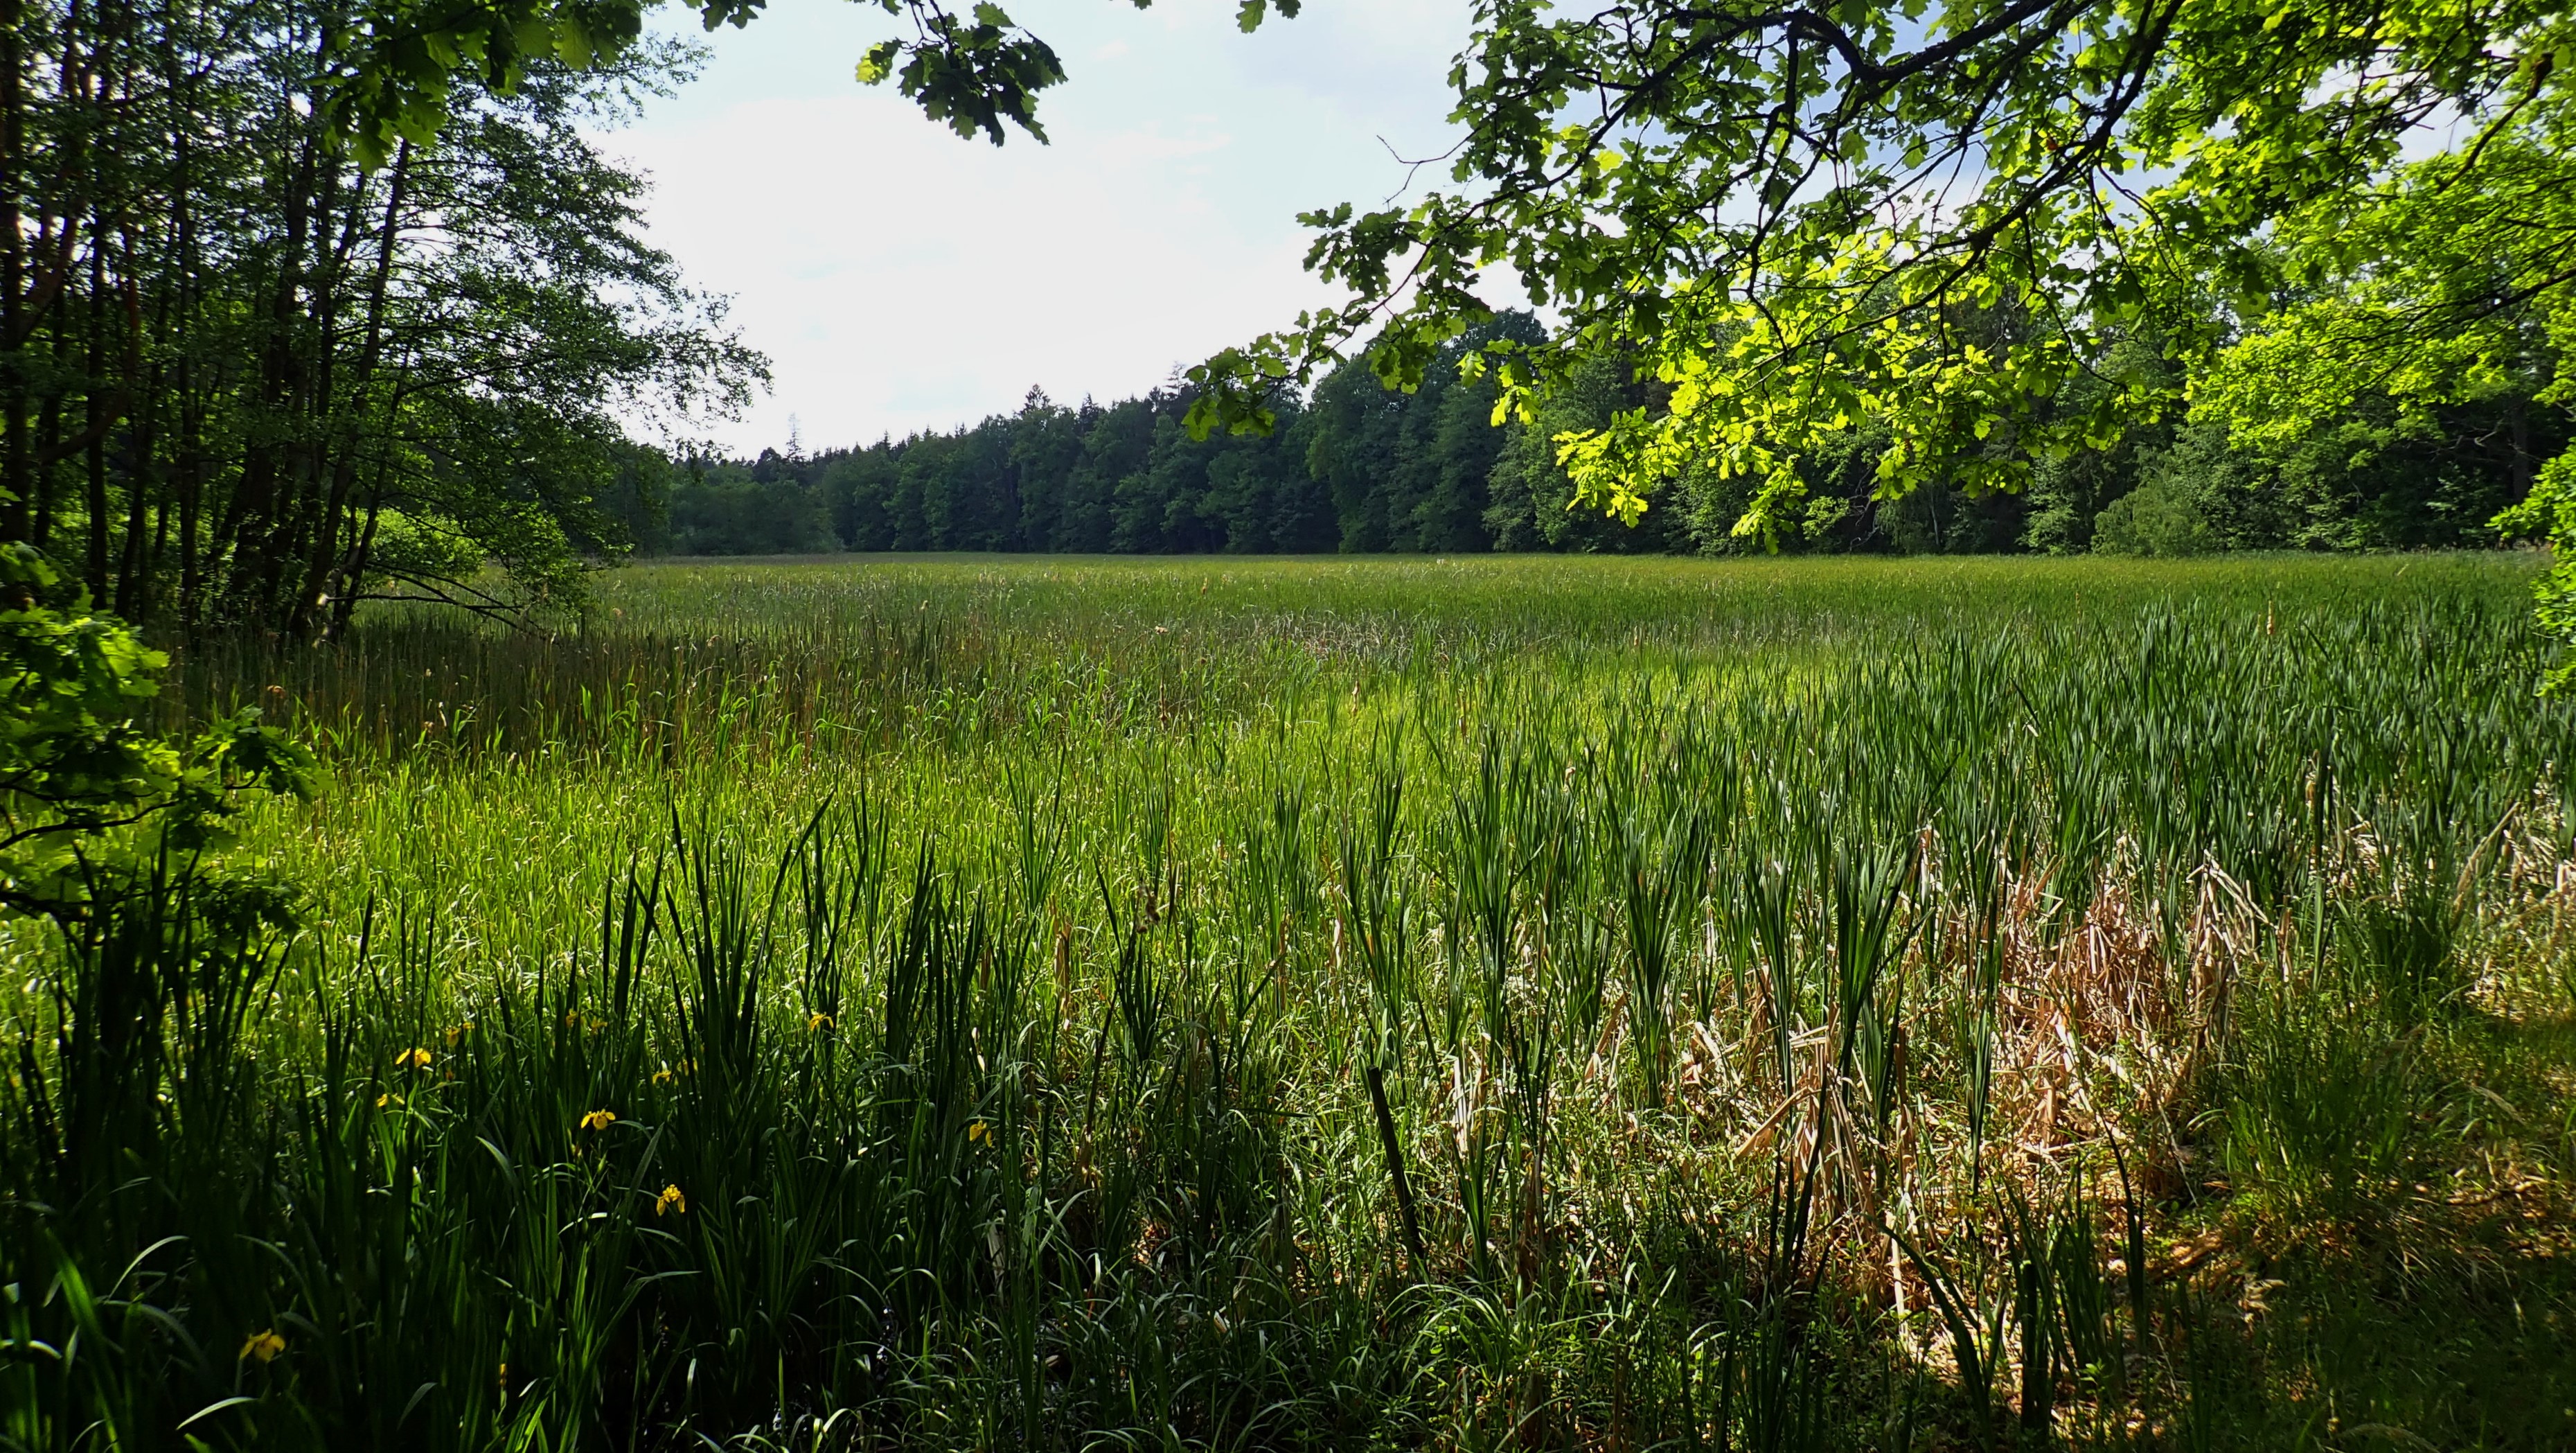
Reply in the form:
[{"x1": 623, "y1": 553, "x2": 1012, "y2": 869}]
[
  {"x1": 655, "y1": 1183, "x2": 687, "y2": 1216},
  {"x1": 652, "y1": 1066, "x2": 677, "y2": 1086},
  {"x1": 806, "y1": 1012, "x2": 833, "y2": 1032},
  {"x1": 394, "y1": 1047, "x2": 432, "y2": 1070},
  {"x1": 375, "y1": 1092, "x2": 402, "y2": 1109},
  {"x1": 966, "y1": 1120, "x2": 990, "y2": 1145},
  {"x1": 240, "y1": 1330, "x2": 285, "y2": 1364},
  {"x1": 578, "y1": 1109, "x2": 616, "y2": 1133}
]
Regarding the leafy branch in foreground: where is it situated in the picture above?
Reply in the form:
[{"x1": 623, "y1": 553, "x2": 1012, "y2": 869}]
[
  {"x1": 1182, "y1": 0, "x2": 2575, "y2": 574},
  {"x1": 324, "y1": 0, "x2": 1301, "y2": 167},
  {"x1": 0, "y1": 545, "x2": 311, "y2": 919},
  {"x1": 2192, "y1": 131, "x2": 2576, "y2": 683}
]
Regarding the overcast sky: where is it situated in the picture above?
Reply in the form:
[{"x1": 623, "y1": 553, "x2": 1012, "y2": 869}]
[{"x1": 601, "y1": 0, "x2": 1474, "y2": 455}]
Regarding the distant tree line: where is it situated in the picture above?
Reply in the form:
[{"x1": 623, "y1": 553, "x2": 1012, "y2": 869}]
[{"x1": 639, "y1": 311, "x2": 2561, "y2": 560}]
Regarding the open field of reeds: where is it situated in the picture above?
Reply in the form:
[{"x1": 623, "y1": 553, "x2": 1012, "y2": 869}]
[{"x1": 8, "y1": 552, "x2": 2576, "y2": 1450}]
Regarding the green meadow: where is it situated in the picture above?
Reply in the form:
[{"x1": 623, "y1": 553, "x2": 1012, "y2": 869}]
[{"x1": 10, "y1": 552, "x2": 2576, "y2": 1450}]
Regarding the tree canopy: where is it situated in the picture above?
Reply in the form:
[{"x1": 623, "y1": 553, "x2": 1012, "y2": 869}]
[
  {"x1": 157, "y1": 0, "x2": 2576, "y2": 660},
  {"x1": 0, "y1": 0, "x2": 762, "y2": 637},
  {"x1": 1173, "y1": 0, "x2": 2576, "y2": 661}
]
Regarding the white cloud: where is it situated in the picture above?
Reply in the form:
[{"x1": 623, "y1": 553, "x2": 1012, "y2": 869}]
[{"x1": 603, "y1": 0, "x2": 1473, "y2": 454}]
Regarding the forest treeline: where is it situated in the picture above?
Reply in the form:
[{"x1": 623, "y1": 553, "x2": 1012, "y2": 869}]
[{"x1": 646, "y1": 312, "x2": 2565, "y2": 560}]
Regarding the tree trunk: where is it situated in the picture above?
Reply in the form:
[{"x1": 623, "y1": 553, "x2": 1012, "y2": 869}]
[
  {"x1": 299, "y1": 139, "x2": 407, "y2": 632},
  {"x1": 85, "y1": 243, "x2": 107, "y2": 598}
]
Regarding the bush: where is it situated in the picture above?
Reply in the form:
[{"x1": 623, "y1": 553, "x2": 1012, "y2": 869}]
[
  {"x1": 2093, "y1": 474, "x2": 2218, "y2": 556},
  {"x1": 0, "y1": 544, "x2": 310, "y2": 916}
]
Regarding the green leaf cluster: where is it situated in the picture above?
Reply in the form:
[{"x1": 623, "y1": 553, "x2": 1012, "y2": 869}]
[
  {"x1": 326, "y1": 0, "x2": 1304, "y2": 162},
  {"x1": 1174, "y1": 0, "x2": 2576, "y2": 667},
  {"x1": 0, "y1": 547, "x2": 311, "y2": 919}
]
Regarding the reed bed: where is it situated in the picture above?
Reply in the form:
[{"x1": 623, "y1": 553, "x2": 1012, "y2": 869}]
[{"x1": 5, "y1": 552, "x2": 2573, "y2": 1450}]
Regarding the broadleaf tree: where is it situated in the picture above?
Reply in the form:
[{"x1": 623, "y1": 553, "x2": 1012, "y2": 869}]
[
  {"x1": 0, "y1": 0, "x2": 764, "y2": 637},
  {"x1": 1160, "y1": 0, "x2": 2576, "y2": 670}
]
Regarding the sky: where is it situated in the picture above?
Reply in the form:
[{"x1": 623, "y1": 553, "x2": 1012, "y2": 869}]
[{"x1": 600, "y1": 0, "x2": 1476, "y2": 455}]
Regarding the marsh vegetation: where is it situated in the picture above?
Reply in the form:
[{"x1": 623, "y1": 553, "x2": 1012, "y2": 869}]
[{"x1": 6, "y1": 553, "x2": 2572, "y2": 1449}]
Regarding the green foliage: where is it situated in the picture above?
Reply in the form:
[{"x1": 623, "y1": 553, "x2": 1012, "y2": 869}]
[
  {"x1": 2093, "y1": 473, "x2": 2217, "y2": 558},
  {"x1": 665, "y1": 452, "x2": 840, "y2": 556},
  {"x1": 732, "y1": 307, "x2": 2548, "y2": 563},
  {"x1": 1484, "y1": 351, "x2": 1658, "y2": 551},
  {"x1": 0, "y1": 546, "x2": 310, "y2": 917},
  {"x1": 1163, "y1": 0, "x2": 2576, "y2": 668},
  {"x1": 661, "y1": 344, "x2": 1565, "y2": 558},
  {"x1": 0, "y1": 0, "x2": 763, "y2": 640},
  {"x1": 2506, "y1": 451, "x2": 2576, "y2": 689},
  {"x1": 17, "y1": 551, "x2": 2560, "y2": 1447},
  {"x1": 322, "y1": 0, "x2": 1302, "y2": 166},
  {"x1": 1301, "y1": 314, "x2": 1545, "y2": 552}
]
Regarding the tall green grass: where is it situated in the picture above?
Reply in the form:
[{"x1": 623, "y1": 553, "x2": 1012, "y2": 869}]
[{"x1": 6, "y1": 552, "x2": 2574, "y2": 1449}]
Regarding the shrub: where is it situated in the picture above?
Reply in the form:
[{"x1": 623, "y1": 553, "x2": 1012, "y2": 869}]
[{"x1": 2093, "y1": 474, "x2": 2219, "y2": 556}]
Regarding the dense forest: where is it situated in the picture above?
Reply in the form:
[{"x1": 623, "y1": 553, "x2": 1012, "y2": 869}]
[{"x1": 642, "y1": 312, "x2": 2565, "y2": 560}]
